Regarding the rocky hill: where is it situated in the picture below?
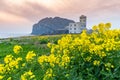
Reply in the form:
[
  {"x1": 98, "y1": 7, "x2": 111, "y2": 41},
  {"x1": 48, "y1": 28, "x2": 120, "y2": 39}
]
[{"x1": 31, "y1": 17, "x2": 75, "y2": 35}]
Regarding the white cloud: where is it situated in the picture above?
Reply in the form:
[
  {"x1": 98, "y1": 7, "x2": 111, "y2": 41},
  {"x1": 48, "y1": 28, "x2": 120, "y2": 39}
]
[{"x1": 0, "y1": 0, "x2": 120, "y2": 33}]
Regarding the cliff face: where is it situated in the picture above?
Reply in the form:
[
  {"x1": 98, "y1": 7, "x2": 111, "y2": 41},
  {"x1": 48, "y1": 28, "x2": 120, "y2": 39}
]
[{"x1": 31, "y1": 17, "x2": 74, "y2": 35}]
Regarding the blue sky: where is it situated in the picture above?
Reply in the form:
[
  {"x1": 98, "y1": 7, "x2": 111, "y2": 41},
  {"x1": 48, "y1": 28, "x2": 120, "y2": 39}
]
[{"x1": 0, "y1": 0, "x2": 120, "y2": 33}]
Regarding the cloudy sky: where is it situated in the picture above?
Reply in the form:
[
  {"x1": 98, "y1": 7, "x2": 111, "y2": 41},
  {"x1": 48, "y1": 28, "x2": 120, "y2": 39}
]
[{"x1": 0, "y1": 0, "x2": 120, "y2": 33}]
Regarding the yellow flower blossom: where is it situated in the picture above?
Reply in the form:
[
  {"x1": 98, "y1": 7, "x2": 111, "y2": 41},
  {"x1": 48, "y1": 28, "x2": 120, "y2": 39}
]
[
  {"x1": 21, "y1": 70, "x2": 35, "y2": 80},
  {"x1": 47, "y1": 54, "x2": 56, "y2": 67},
  {"x1": 4, "y1": 55, "x2": 13, "y2": 64},
  {"x1": 38, "y1": 55, "x2": 48, "y2": 65},
  {"x1": 92, "y1": 25, "x2": 97, "y2": 31},
  {"x1": 104, "y1": 63, "x2": 114, "y2": 71},
  {"x1": 105, "y1": 22, "x2": 111, "y2": 29},
  {"x1": 26, "y1": 51, "x2": 36, "y2": 62},
  {"x1": 93, "y1": 60, "x2": 100, "y2": 66},
  {"x1": 16, "y1": 57, "x2": 22, "y2": 62},
  {"x1": 0, "y1": 75, "x2": 4, "y2": 80},
  {"x1": 85, "y1": 56, "x2": 92, "y2": 62},
  {"x1": 60, "y1": 54, "x2": 70, "y2": 67},
  {"x1": 47, "y1": 42, "x2": 52, "y2": 48},
  {"x1": 13, "y1": 45, "x2": 22, "y2": 54},
  {"x1": 9, "y1": 60, "x2": 18, "y2": 69},
  {"x1": 7, "y1": 77, "x2": 12, "y2": 80},
  {"x1": 43, "y1": 68, "x2": 54, "y2": 80},
  {"x1": 0, "y1": 64, "x2": 5, "y2": 74},
  {"x1": 4, "y1": 55, "x2": 22, "y2": 70},
  {"x1": 22, "y1": 63, "x2": 26, "y2": 67}
]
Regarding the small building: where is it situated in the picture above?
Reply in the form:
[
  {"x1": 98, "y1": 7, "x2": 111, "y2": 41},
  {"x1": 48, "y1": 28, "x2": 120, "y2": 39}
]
[{"x1": 67, "y1": 15, "x2": 87, "y2": 33}]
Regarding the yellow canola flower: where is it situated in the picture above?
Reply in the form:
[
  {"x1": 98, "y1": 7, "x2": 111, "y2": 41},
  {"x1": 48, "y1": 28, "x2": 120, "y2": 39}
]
[
  {"x1": 47, "y1": 42, "x2": 52, "y2": 48},
  {"x1": 21, "y1": 70, "x2": 35, "y2": 80},
  {"x1": 16, "y1": 57, "x2": 22, "y2": 62},
  {"x1": 92, "y1": 22, "x2": 111, "y2": 33},
  {"x1": 4, "y1": 55, "x2": 13, "y2": 64},
  {"x1": 26, "y1": 51, "x2": 36, "y2": 62},
  {"x1": 4, "y1": 64, "x2": 11, "y2": 71},
  {"x1": 0, "y1": 64, "x2": 5, "y2": 74},
  {"x1": 4, "y1": 55, "x2": 22, "y2": 70},
  {"x1": 92, "y1": 25, "x2": 97, "y2": 31},
  {"x1": 98, "y1": 51, "x2": 106, "y2": 58},
  {"x1": 7, "y1": 77, "x2": 12, "y2": 80},
  {"x1": 60, "y1": 54, "x2": 70, "y2": 67},
  {"x1": 47, "y1": 54, "x2": 56, "y2": 67},
  {"x1": 13, "y1": 45, "x2": 22, "y2": 54},
  {"x1": 43, "y1": 68, "x2": 54, "y2": 80},
  {"x1": 98, "y1": 23, "x2": 105, "y2": 28},
  {"x1": 98, "y1": 23, "x2": 105, "y2": 33},
  {"x1": 105, "y1": 23, "x2": 111, "y2": 29},
  {"x1": 38, "y1": 55, "x2": 48, "y2": 65},
  {"x1": 81, "y1": 30, "x2": 88, "y2": 39},
  {"x1": 22, "y1": 63, "x2": 26, "y2": 67},
  {"x1": 104, "y1": 63, "x2": 114, "y2": 71},
  {"x1": 21, "y1": 75, "x2": 26, "y2": 80},
  {"x1": 0, "y1": 75, "x2": 4, "y2": 80},
  {"x1": 27, "y1": 70, "x2": 33, "y2": 75},
  {"x1": 51, "y1": 48, "x2": 55, "y2": 54},
  {"x1": 93, "y1": 60, "x2": 100, "y2": 66},
  {"x1": 38, "y1": 54, "x2": 60, "y2": 67},
  {"x1": 85, "y1": 56, "x2": 92, "y2": 62},
  {"x1": 57, "y1": 35, "x2": 72, "y2": 49},
  {"x1": 63, "y1": 49, "x2": 69, "y2": 55},
  {"x1": 9, "y1": 60, "x2": 19, "y2": 69}
]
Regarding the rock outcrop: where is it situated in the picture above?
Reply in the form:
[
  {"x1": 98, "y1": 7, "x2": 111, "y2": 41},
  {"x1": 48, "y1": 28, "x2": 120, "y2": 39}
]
[{"x1": 31, "y1": 17, "x2": 74, "y2": 35}]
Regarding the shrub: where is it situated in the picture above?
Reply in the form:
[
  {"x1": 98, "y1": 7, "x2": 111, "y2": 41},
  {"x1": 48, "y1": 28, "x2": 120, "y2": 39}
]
[{"x1": 38, "y1": 23, "x2": 120, "y2": 80}]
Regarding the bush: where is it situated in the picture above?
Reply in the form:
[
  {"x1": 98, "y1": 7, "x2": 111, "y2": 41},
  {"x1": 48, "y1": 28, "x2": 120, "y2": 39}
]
[{"x1": 38, "y1": 23, "x2": 120, "y2": 80}]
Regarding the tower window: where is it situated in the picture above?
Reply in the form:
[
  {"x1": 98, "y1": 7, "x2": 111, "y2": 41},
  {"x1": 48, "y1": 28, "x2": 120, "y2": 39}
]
[{"x1": 74, "y1": 24, "x2": 76, "y2": 26}]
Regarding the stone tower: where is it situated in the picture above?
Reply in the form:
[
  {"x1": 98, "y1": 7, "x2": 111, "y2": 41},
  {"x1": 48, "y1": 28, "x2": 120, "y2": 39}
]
[{"x1": 80, "y1": 15, "x2": 87, "y2": 27}]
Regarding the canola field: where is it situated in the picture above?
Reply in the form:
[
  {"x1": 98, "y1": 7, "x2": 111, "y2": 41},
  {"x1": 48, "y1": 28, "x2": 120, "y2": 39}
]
[{"x1": 0, "y1": 23, "x2": 120, "y2": 80}]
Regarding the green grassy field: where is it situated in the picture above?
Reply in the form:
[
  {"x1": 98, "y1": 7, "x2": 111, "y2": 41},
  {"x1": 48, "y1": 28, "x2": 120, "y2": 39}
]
[
  {"x1": 0, "y1": 35, "x2": 64, "y2": 80},
  {"x1": 0, "y1": 35, "x2": 62, "y2": 62}
]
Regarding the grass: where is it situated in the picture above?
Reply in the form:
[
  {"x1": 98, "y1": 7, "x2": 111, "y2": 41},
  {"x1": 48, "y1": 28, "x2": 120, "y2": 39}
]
[
  {"x1": 0, "y1": 35, "x2": 63, "y2": 79},
  {"x1": 0, "y1": 35, "x2": 63, "y2": 63}
]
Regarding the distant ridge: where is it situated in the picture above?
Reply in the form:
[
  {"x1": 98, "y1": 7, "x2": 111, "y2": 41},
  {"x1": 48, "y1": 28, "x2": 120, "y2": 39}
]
[{"x1": 31, "y1": 17, "x2": 75, "y2": 35}]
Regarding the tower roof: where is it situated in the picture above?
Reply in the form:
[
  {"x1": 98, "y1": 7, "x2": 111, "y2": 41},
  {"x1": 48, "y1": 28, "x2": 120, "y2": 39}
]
[{"x1": 80, "y1": 15, "x2": 86, "y2": 19}]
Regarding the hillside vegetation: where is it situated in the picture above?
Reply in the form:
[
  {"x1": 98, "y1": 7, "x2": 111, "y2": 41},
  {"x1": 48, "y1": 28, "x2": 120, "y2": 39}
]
[{"x1": 1, "y1": 23, "x2": 120, "y2": 80}]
